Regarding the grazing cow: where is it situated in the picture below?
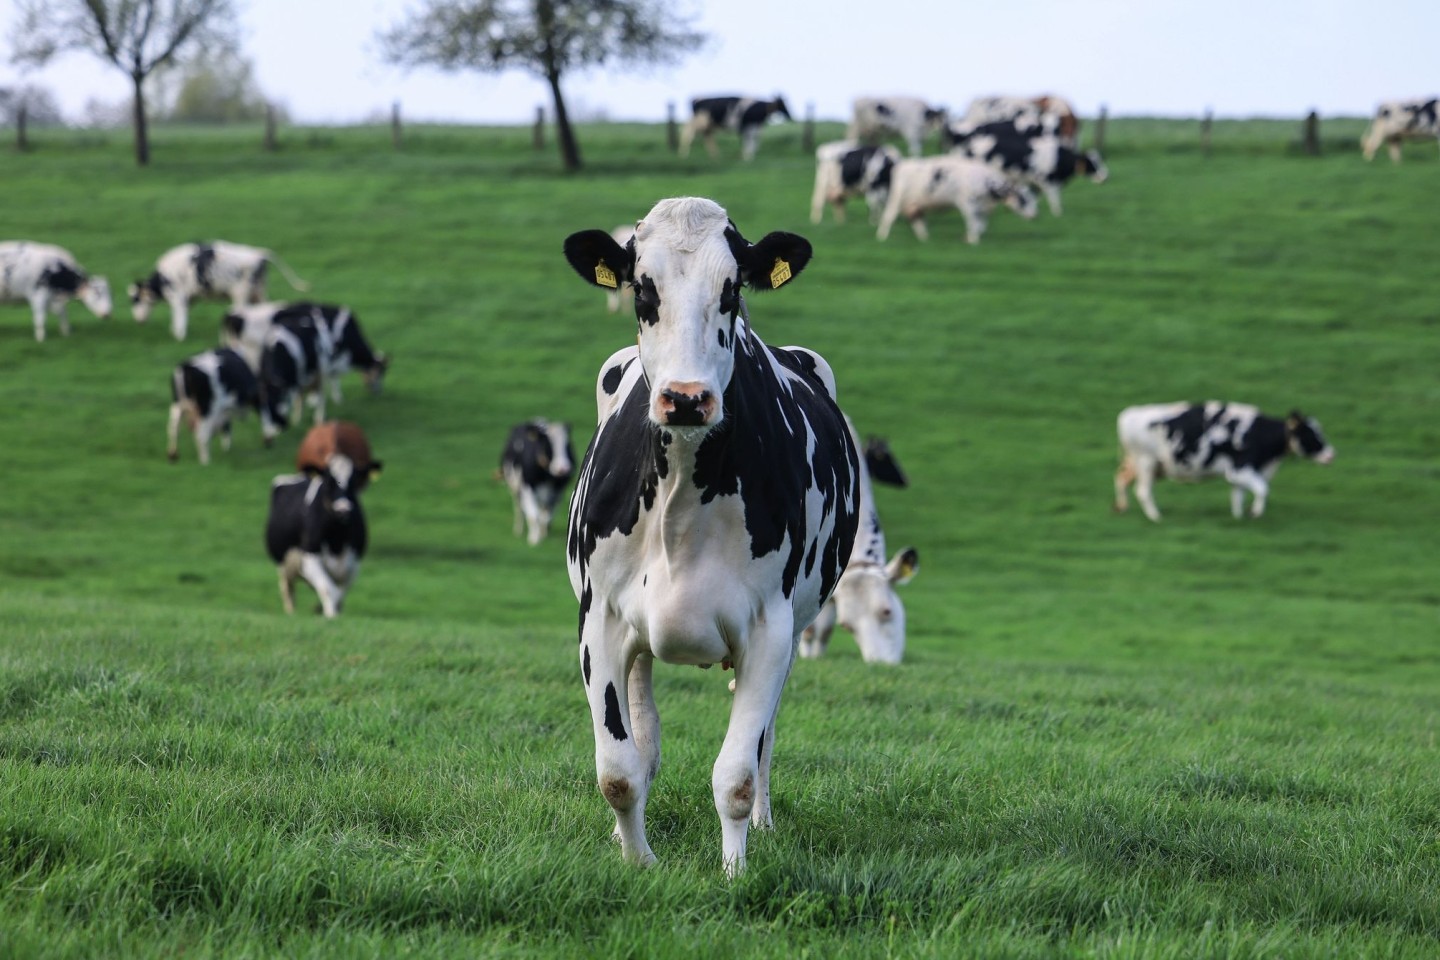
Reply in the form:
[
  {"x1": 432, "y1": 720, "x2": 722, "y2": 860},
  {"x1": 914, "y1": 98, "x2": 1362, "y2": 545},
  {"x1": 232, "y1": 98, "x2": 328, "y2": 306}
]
[
  {"x1": 959, "y1": 94, "x2": 1079, "y2": 142},
  {"x1": 166, "y1": 346, "x2": 260, "y2": 465},
  {"x1": 947, "y1": 120, "x2": 1108, "y2": 216},
  {"x1": 562, "y1": 196, "x2": 860, "y2": 876},
  {"x1": 1361, "y1": 98, "x2": 1440, "y2": 162},
  {"x1": 809, "y1": 140, "x2": 902, "y2": 225},
  {"x1": 847, "y1": 96, "x2": 947, "y2": 156},
  {"x1": 224, "y1": 301, "x2": 389, "y2": 415},
  {"x1": 130, "y1": 240, "x2": 309, "y2": 341},
  {"x1": 680, "y1": 96, "x2": 792, "y2": 161},
  {"x1": 296, "y1": 421, "x2": 382, "y2": 491},
  {"x1": 499, "y1": 419, "x2": 576, "y2": 545},
  {"x1": 266, "y1": 453, "x2": 368, "y2": 618},
  {"x1": 0, "y1": 241, "x2": 112, "y2": 342},
  {"x1": 604, "y1": 225, "x2": 636, "y2": 313},
  {"x1": 1114, "y1": 401, "x2": 1335, "y2": 522},
  {"x1": 800, "y1": 422, "x2": 919, "y2": 664},
  {"x1": 877, "y1": 154, "x2": 1039, "y2": 244}
]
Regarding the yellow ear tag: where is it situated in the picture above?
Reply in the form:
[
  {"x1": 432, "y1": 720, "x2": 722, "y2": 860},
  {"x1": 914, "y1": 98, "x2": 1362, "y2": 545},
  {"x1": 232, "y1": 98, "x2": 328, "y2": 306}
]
[
  {"x1": 595, "y1": 261, "x2": 618, "y2": 289},
  {"x1": 769, "y1": 258, "x2": 792, "y2": 288}
]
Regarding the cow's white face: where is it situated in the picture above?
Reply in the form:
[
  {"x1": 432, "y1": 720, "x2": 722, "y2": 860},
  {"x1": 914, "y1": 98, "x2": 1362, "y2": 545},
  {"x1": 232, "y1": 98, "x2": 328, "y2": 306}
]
[
  {"x1": 79, "y1": 277, "x2": 113, "y2": 319},
  {"x1": 564, "y1": 196, "x2": 813, "y2": 435},
  {"x1": 128, "y1": 280, "x2": 159, "y2": 323},
  {"x1": 1006, "y1": 184, "x2": 1040, "y2": 219},
  {"x1": 836, "y1": 548, "x2": 917, "y2": 664},
  {"x1": 630, "y1": 200, "x2": 742, "y2": 430},
  {"x1": 543, "y1": 422, "x2": 574, "y2": 479}
]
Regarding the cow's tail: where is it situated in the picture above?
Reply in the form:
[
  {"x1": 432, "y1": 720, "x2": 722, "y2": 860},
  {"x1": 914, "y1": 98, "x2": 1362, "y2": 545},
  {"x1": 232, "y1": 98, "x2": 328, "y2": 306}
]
[{"x1": 267, "y1": 252, "x2": 310, "y2": 292}]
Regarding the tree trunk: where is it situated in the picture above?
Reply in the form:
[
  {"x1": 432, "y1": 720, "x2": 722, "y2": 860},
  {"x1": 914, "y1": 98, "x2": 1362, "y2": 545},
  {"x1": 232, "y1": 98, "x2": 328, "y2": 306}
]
[
  {"x1": 132, "y1": 73, "x2": 150, "y2": 166},
  {"x1": 547, "y1": 71, "x2": 581, "y2": 172}
]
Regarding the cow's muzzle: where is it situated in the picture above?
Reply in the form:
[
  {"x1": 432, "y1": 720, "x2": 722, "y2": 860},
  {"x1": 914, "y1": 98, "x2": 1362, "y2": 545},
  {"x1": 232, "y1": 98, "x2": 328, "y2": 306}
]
[{"x1": 658, "y1": 385, "x2": 715, "y2": 427}]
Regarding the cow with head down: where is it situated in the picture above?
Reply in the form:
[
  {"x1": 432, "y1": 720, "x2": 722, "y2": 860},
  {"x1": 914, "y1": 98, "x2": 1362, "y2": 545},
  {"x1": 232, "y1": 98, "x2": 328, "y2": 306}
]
[
  {"x1": 0, "y1": 241, "x2": 112, "y2": 342},
  {"x1": 562, "y1": 196, "x2": 860, "y2": 876},
  {"x1": 130, "y1": 240, "x2": 309, "y2": 341},
  {"x1": 1361, "y1": 98, "x2": 1440, "y2": 162},
  {"x1": 877, "y1": 153, "x2": 1039, "y2": 244}
]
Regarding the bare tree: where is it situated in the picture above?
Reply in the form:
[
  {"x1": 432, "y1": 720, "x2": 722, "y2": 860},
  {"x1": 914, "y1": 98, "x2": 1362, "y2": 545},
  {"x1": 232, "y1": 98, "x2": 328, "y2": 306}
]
[
  {"x1": 9, "y1": 0, "x2": 238, "y2": 165},
  {"x1": 378, "y1": 0, "x2": 708, "y2": 172}
]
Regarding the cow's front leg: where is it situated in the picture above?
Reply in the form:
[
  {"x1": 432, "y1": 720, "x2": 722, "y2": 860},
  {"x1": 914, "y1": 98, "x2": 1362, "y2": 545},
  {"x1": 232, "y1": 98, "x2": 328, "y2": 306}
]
[
  {"x1": 1133, "y1": 457, "x2": 1162, "y2": 522},
  {"x1": 1226, "y1": 467, "x2": 1269, "y2": 518},
  {"x1": 193, "y1": 417, "x2": 215, "y2": 465},
  {"x1": 28, "y1": 293, "x2": 48, "y2": 342},
  {"x1": 907, "y1": 211, "x2": 931, "y2": 242},
  {"x1": 1042, "y1": 183, "x2": 1064, "y2": 216},
  {"x1": 961, "y1": 203, "x2": 987, "y2": 245},
  {"x1": 715, "y1": 603, "x2": 794, "y2": 877},
  {"x1": 166, "y1": 403, "x2": 184, "y2": 461},
  {"x1": 170, "y1": 296, "x2": 190, "y2": 342},
  {"x1": 299, "y1": 552, "x2": 345, "y2": 617},
  {"x1": 581, "y1": 604, "x2": 655, "y2": 866},
  {"x1": 56, "y1": 302, "x2": 72, "y2": 337}
]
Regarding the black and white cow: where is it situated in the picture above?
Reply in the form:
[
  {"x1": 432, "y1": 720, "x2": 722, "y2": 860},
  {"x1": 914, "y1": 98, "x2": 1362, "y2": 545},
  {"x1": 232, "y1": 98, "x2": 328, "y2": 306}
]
[
  {"x1": 947, "y1": 119, "x2": 1107, "y2": 216},
  {"x1": 500, "y1": 419, "x2": 575, "y2": 546},
  {"x1": 957, "y1": 94, "x2": 1079, "y2": 143},
  {"x1": 810, "y1": 140, "x2": 902, "y2": 225},
  {"x1": 166, "y1": 346, "x2": 261, "y2": 465},
  {"x1": 562, "y1": 197, "x2": 860, "y2": 876},
  {"x1": 1361, "y1": 98, "x2": 1440, "y2": 162},
  {"x1": 847, "y1": 96, "x2": 947, "y2": 156},
  {"x1": 130, "y1": 240, "x2": 309, "y2": 341},
  {"x1": 265, "y1": 453, "x2": 368, "y2": 618},
  {"x1": 876, "y1": 154, "x2": 1039, "y2": 244},
  {"x1": 680, "y1": 96, "x2": 792, "y2": 161},
  {"x1": 799, "y1": 421, "x2": 919, "y2": 664},
  {"x1": 224, "y1": 301, "x2": 389, "y2": 422},
  {"x1": 1114, "y1": 401, "x2": 1335, "y2": 522},
  {"x1": 0, "y1": 241, "x2": 112, "y2": 342}
]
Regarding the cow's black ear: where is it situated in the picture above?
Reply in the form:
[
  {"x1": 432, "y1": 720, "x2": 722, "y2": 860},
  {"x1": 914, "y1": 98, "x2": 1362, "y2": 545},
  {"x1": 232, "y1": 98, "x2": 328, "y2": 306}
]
[
  {"x1": 738, "y1": 231, "x2": 812, "y2": 291},
  {"x1": 564, "y1": 230, "x2": 634, "y2": 291}
]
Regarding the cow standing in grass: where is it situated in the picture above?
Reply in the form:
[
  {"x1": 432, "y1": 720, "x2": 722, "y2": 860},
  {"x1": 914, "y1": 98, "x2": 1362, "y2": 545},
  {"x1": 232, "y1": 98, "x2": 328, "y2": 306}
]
[
  {"x1": 877, "y1": 154, "x2": 1039, "y2": 244},
  {"x1": 166, "y1": 347, "x2": 261, "y2": 465},
  {"x1": 562, "y1": 197, "x2": 860, "y2": 876},
  {"x1": 130, "y1": 241, "x2": 309, "y2": 341},
  {"x1": 0, "y1": 241, "x2": 112, "y2": 342},
  {"x1": 266, "y1": 451, "x2": 369, "y2": 618},
  {"x1": 500, "y1": 419, "x2": 575, "y2": 546},
  {"x1": 1361, "y1": 98, "x2": 1440, "y2": 162},
  {"x1": 847, "y1": 96, "x2": 947, "y2": 156},
  {"x1": 680, "y1": 96, "x2": 791, "y2": 161},
  {"x1": 810, "y1": 141, "x2": 901, "y2": 225},
  {"x1": 1114, "y1": 401, "x2": 1335, "y2": 522}
]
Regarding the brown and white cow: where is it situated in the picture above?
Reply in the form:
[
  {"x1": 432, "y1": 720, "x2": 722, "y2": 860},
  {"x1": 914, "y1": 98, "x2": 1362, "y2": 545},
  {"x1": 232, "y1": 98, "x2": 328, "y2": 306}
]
[{"x1": 296, "y1": 421, "x2": 383, "y2": 492}]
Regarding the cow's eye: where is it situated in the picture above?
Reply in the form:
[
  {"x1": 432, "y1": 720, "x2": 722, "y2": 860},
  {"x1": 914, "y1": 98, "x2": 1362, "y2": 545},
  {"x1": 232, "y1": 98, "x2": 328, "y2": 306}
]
[
  {"x1": 719, "y1": 277, "x2": 739, "y2": 316},
  {"x1": 634, "y1": 277, "x2": 660, "y2": 326}
]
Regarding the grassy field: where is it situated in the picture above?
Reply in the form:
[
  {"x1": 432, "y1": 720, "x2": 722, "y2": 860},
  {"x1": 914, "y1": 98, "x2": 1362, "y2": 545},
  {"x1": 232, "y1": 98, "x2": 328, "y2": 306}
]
[{"x1": 1, "y1": 116, "x2": 1437, "y2": 958}]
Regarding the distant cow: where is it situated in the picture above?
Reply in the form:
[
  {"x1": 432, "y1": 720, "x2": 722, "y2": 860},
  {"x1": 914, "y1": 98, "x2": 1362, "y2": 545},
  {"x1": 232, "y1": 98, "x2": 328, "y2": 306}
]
[
  {"x1": 166, "y1": 346, "x2": 260, "y2": 465},
  {"x1": 499, "y1": 419, "x2": 575, "y2": 545},
  {"x1": 680, "y1": 96, "x2": 792, "y2": 161},
  {"x1": 1114, "y1": 401, "x2": 1335, "y2": 522},
  {"x1": 848, "y1": 96, "x2": 947, "y2": 156},
  {"x1": 0, "y1": 241, "x2": 112, "y2": 342},
  {"x1": 947, "y1": 120, "x2": 1108, "y2": 216},
  {"x1": 130, "y1": 241, "x2": 309, "y2": 341},
  {"x1": 562, "y1": 196, "x2": 860, "y2": 876},
  {"x1": 296, "y1": 421, "x2": 382, "y2": 492},
  {"x1": 800, "y1": 423, "x2": 919, "y2": 664},
  {"x1": 876, "y1": 154, "x2": 1039, "y2": 244},
  {"x1": 224, "y1": 302, "x2": 389, "y2": 421},
  {"x1": 1361, "y1": 98, "x2": 1440, "y2": 162},
  {"x1": 266, "y1": 453, "x2": 369, "y2": 618},
  {"x1": 810, "y1": 140, "x2": 902, "y2": 225},
  {"x1": 959, "y1": 94, "x2": 1079, "y2": 142}
]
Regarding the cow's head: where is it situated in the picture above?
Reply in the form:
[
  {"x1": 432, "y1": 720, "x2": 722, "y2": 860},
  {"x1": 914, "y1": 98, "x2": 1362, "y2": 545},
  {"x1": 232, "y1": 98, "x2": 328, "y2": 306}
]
[
  {"x1": 1286, "y1": 411, "x2": 1335, "y2": 465},
  {"x1": 1078, "y1": 149, "x2": 1109, "y2": 183},
  {"x1": 923, "y1": 106, "x2": 948, "y2": 130},
  {"x1": 770, "y1": 96, "x2": 792, "y2": 122},
  {"x1": 542, "y1": 421, "x2": 575, "y2": 481},
  {"x1": 128, "y1": 272, "x2": 165, "y2": 323},
  {"x1": 564, "y1": 197, "x2": 812, "y2": 433},
  {"x1": 1002, "y1": 182, "x2": 1040, "y2": 220},
  {"x1": 834, "y1": 547, "x2": 919, "y2": 664},
  {"x1": 315, "y1": 453, "x2": 363, "y2": 521},
  {"x1": 79, "y1": 276, "x2": 113, "y2": 320},
  {"x1": 364, "y1": 353, "x2": 390, "y2": 396}
]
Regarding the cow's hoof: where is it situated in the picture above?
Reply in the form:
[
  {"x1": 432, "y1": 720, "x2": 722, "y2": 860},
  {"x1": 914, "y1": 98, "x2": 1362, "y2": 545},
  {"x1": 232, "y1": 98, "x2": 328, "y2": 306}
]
[{"x1": 167, "y1": 452, "x2": 178, "y2": 463}]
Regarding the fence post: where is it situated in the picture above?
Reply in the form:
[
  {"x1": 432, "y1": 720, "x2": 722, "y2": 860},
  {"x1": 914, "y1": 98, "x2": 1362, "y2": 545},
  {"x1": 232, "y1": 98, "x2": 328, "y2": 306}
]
[
  {"x1": 263, "y1": 103, "x2": 277, "y2": 151},
  {"x1": 1303, "y1": 110, "x2": 1320, "y2": 156},
  {"x1": 667, "y1": 101, "x2": 678, "y2": 152},
  {"x1": 532, "y1": 106, "x2": 545, "y2": 150},
  {"x1": 802, "y1": 101, "x2": 815, "y2": 153},
  {"x1": 1093, "y1": 103, "x2": 1107, "y2": 154},
  {"x1": 391, "y1": 101, "x2": 402, "y2": 149},
  {"x1": 1201, "y1": 107, "x2": 1213, "y2": 158},
  {"x1": 16, "y1": 103, "x2": 27, "y2": 152}
]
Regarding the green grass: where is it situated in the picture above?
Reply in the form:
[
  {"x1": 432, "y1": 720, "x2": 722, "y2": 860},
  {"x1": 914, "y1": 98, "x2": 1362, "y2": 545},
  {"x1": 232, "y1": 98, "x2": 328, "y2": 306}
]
[{"x1": 1, "y1": 117, "x2": 1437, "y2": 958}]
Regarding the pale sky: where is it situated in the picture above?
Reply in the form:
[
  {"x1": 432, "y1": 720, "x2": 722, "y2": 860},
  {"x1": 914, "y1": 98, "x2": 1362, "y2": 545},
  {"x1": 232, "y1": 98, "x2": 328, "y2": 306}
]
[{"x1": 2, "y1": 0, "x2": 1436, "y2": 124}]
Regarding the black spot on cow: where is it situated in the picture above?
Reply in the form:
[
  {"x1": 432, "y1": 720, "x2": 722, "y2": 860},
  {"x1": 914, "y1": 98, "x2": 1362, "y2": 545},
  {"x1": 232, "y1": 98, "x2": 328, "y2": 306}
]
[
  {"x1": 582, "y1": 645, "x2": 592, "y2": 686},
  {"x1": 578, "y1": 581, "x2": 592, "y2": 644},
  {"x1": 719, "y1": 277, "x2": 740, "y2": 318},
  {"x1": 603, "y1": 682, "x2": 628, "y2": 741},
  {"x1": 839, "y1": 146, "x2": 879, "y2": 189},
  {"x1": 756, "y1": 730, "x2": 766, "y2": 763},
  {"x1": 192, "y1": 244, "x2": 217, "y2": 293},
  {"x1": 601, "y1": 362, "x2": 627, "y2": 396},
  {"x1": 566, "y1": 385, "x2": 666, "y2": 569},
  {"x1": 39, "y1": 261, "x2": 83, "y2": 294},
  {"x1": 634, "y1": 275, "x2": 660, "y2": 327}
]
